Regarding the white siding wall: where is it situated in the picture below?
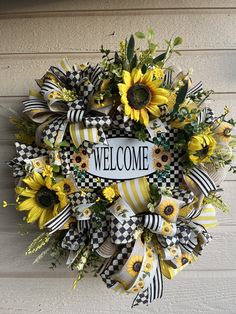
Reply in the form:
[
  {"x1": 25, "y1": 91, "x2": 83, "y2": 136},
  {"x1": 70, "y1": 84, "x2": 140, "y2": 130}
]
[{"x1": 0, "y1": 1, "x2": 236, "y2": 313}]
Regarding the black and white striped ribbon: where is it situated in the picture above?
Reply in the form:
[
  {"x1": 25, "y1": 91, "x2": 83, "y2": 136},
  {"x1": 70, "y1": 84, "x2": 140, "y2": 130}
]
[
  {"x1": 23, "y1": 99, "x2": 49, "y2": 112},
  {"x1": 198, "y1": 107, "x2": 215, "y2": 124},
  {"x1": 142, "y1": 214, "x2": 162, "y2": 233},
  {"x1": 188, "y1": 167, "x2": 217, "y2": 197},
  {"x1": 41, "y1": 79, "x2": 61, "y2": 97},
  {"x1": 186, "y1": 81, "x2": 203, "y2": 97},
  {"x1": 67, "y1": 109, "x2": 85, "y2": 122},
  {"x1": 163, "y1": 70, "x2": 172, "y2": 87},
  {"x1": 44, "y1": 203, "x2": 73, "y2": 234}
]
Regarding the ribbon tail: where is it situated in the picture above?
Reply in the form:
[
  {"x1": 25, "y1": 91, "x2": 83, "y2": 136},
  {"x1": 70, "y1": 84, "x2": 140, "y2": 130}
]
[{"x1": 44, "y1": 203, "x2": 72, "y2": 234}]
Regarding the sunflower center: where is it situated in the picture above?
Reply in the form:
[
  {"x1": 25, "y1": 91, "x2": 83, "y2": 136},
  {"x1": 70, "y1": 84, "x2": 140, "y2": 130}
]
[
  {"x1": 127, "y1": 84, "x2": 151, "y2": 109},
  {"x1": 181, "y1": 257, "x2": 189, "y2": 265},
  {"x1": 36, "y1": 187, "x2": 59, "y2": 209},
  {"x1": 164, "y1": 205, "x2": 174, "y2": 216},
  {"x1": 133, "y1": 261, "x2": 142, "y2": 273},
  {"x1": 223, "y1": 128, "x2": 231, "y2": 137}
]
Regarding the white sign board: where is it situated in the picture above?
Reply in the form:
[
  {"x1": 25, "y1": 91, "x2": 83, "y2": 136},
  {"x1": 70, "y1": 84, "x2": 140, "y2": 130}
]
[{"x1": 87, "y1": 137, "x2": 156, "y2": 180}]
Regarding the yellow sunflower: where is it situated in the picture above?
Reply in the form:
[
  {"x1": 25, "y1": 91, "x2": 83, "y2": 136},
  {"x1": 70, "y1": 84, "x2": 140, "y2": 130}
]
[
  {"x1": 118, "y1": 68, "x2": 169, "y2": 126},
  {"x1": 175, "y1": 253, "x2": 192, "y2": 267},
  {"x1": 127, "y1": 255, "x2": 143, "y2": 277},
  {"x1": 131, "y1": 279, "x2": 145, "y2": 293},
  {"x1": 188, "y1": 128, "x2": 216, "y2": 164},
  {"x1": 161, "y1": 220, "x2": 174, "y2": 236},
  {"x1": 16, "y1": 172, "x2": 68, "y2": 229},
  {"x1": 214, "y1": 122, "x2": 233, "y2": 143},
  {"x1": 143, "y1": 259, "x2": 153, "y2": 273},
  {"x1": 157, "y1": 198, "x2": 179, "y2": 223}
]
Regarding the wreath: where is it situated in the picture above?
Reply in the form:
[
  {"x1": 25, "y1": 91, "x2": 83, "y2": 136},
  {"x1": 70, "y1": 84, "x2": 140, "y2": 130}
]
[{"x1": 5, "y1": 29, "x2": 236, "y2": 307}]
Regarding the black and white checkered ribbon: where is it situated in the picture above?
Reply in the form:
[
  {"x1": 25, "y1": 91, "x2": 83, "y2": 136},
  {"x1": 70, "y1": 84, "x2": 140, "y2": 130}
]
[{"x1": 8, "y1": 142, "x2": 47, "y2": 177}]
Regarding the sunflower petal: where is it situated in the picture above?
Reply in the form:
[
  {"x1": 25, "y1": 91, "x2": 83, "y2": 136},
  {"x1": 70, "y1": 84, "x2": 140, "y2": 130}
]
[
  {"x1": 131, "y1": 68, "x2": 142, "y2": 84},
  {"x1": 141, "y1": 70, "x2": 154, "y2": 84},
  {"x1": 17, "y1": 198, "x2": 36, "y2": 211},
  {"x1": 140, "y1": 108, "x2": 149, "y2": 126},
  {"x1": 132, "y1": 108, "x2": 139, "y2": 122},
  {"x1": 23, "y1": 176, "x2": 41, "y2": 190},
  {"x1": 18, "y1": 188, "x2": 37, "y2": 198},
  {"x1": 38, "y1": 209, "x2": 53, "y2": 229},
  {"x1": 122, "y1": 70, "x2": 132, "y2": 86},
  {"x1": 118, "y1": 83, "x2": 129, "y2": 95},
  {"x1": 27, "y1": 206, "x2": 44, "y2": 224},
  {"x1": 151, "y1": 94, "x2": 169, "y2": 105},
  {"x1": 146, "y1": 104, "x2": 161, "y2": 117},
  {"x1": 33, "y1": 172, "x2": 45, "y2": 186}
]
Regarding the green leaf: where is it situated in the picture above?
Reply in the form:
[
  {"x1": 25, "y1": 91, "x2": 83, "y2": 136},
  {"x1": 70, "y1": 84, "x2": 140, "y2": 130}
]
[
  {"x1": 130, "y1": 54, "x2": 138, "y2": 70},
  {"x1": 173, "y1": 80, "x2": 189, "y2": 113},
  {"x1": 52, "y1": 165, "x2": 60, "y2": 173},
  {"x1": 153, "y1": 52, "x2": 166, "y2": 63},
  {"x1": 127, "y1": 35, "x2": 135, "y2": 63},
  {"x1": 44, "y1": 139, "x2": 53, "y2": 148},
  {"x1": 135, "y1": 31, "x2": 145, "y2": 39},
  {"x1": 173, "y1": 36, "x2": 183, "y2": 46},
  {"x1": 59, "y1": 140, "x2": 70, "y2": 147},
  {"x1": 147, "y1": 27, "x2": 155, "y2": 37},
  {"x1": 141, "y1": 64, "x2": 147, "y2": 74}
]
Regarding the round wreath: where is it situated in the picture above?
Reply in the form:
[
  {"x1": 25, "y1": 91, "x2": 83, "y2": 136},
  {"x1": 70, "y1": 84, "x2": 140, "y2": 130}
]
[{"x1": 5, "y1": 30, "x2": 235, "y2": 307}]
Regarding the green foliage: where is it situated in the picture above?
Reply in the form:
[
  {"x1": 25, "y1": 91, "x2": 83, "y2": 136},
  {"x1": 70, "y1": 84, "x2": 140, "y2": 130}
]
[
  {"x1": 26, "y1": 232, "x2": 51, "y2": 255},
  {"x1": 203, "y1": 192, "x2": 230, "y2": 213},
  {"x1": 133, "y1": 122, "x2": 148, "y2": 141}
]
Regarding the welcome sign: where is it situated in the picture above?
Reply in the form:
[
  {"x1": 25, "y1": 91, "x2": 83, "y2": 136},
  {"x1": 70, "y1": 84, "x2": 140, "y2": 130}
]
[
  {"x1": 88, "y1": 138, "x2": 156, "y2": 180},
  {"x1": 67, "y1": 127, "x2": 182, "y2": 190}
]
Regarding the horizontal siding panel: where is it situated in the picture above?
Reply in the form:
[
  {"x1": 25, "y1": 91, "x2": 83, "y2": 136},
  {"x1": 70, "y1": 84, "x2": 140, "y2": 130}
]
[
  {"x1": 0, "y1": 13, "x2": 236, "y2": 53},
  {"x1": 0, "y1": 227, "x2": 235, "y2": 274},
  {"x1": 0, "y1": 273, "x2": 235, "y2": 314},
  {"x1": 0, "y1": 51, "x2": 236, "y2": 97},
  {"x1": 1, "y1": 0, "x2": 236, "y2": 14}
]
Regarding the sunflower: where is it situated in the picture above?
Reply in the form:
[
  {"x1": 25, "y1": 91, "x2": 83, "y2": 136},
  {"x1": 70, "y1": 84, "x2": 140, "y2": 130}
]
[
  {"x1": 16, "y1": 172, "x2": 68, "y2": 229},
  {"x1": 143, "y1": 260, "x2": 153, "y2": 273},
  {"x1": 152, "y1": 146, "x2": 172, "y2": 165},
  {"x1": 214, "y1": 122, "x2": 233, "y2": 143},
  {"x1": 188, "y1": 128, "x2": 216, "y2": 165},
  {"x1": 127, "y1": 255, "x2": 143, "y2": 277},
  {"x1": 161, "y1": 220, "x2": 174, "y2": 236},
  {"x1": 175, "y1": 253, "x2": 192, "y2": 268},
  {"x1": 72, "y1": 148, "x2": 89, "y2": 171},
  {"x1": 131, "y1": 279, "x2": 145, "y2": 293},
  {"x1": 156, "y1": 197, "x2": 179, "y2": 223},
  {"x1": 118, "y1": 68, "x2": 169, "y2": 126}
]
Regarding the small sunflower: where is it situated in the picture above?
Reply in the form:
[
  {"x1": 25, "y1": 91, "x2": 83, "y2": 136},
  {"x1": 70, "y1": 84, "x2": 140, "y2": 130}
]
[
  {"x1": 118, "y1": 68, "x2": 169, "y2": 126},
  {"x1": 72, "y1": 150, "x2": 89, "y2": 171},
  {"x1": 161, "y1": 220, "x2": 174, "y2": 236},
  {"x1": 131, "y1": 279, "x2": 145, "y2": 293},
  {"x1": 156, "y1": 197, "x2": 179, "y2": 223},
  {"x1": 188, "y1": 128, "x2": 216, "y2": 165},
  {"x1": 16, "y1": 172, "x2": 68, "y2": 229},
  {"x1": 127, "y1": 255, "x2": 143, "y2": 277},
  {"x1": 176, "y1": 253, "x2": 192, "y2": 267},
  {"x1": 83, "y1": 207, "x2": 92, "y2": 218},
  {"x1": 143, "y1": 260, "x2": 153, "y2": 273},
  {"x1": 152, "y1": 146, "x2": 172, "y2": 165},
  {"x1": 214, "y1": 122, "x2": 233, "y2": 143},
  {"x1": 56, "y1": 177, "x2": 78, "y2": 195},
  {"x1": 153, "y1": 160, "x2": 165, "y2": 171}
]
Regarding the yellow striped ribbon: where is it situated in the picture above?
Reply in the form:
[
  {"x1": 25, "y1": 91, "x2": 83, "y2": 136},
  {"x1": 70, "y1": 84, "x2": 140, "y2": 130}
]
[
  {"x1": 70, "y1": 123, "x2": 99, "y2": 147},
  {"x1": 193, "y1": 204, "x2": 218, "y2": 229},
  {"x1": 116, "y1": 177, "x2": 150, "y2": 213}
]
